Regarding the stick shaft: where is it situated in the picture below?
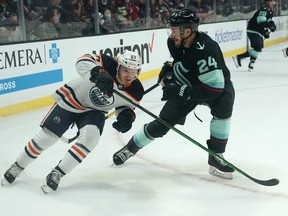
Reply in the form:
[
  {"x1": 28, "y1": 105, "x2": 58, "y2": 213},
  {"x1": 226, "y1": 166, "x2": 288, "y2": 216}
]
[{"x1": 113, "y1": 89, "x2": 279, "y2": 186}]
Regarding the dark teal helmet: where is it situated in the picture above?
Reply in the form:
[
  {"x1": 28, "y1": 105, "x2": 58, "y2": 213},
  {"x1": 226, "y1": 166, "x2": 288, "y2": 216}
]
[{"x1": 168, "y1": 9, "x2": 200, "y2": 31}]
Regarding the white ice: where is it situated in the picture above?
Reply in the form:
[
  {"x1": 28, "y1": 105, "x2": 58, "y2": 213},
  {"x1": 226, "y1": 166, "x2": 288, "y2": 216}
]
[{"x1": 0, "y1": 42, "x2": 288, "y2": 216}]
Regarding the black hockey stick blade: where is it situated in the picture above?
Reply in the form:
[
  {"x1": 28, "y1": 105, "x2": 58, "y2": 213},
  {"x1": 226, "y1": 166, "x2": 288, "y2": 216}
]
[
  {"x1": 234, "y1": 167, "x2": 279, "y2": 186},
  {"x1": 113, "y1": 89, "x2": 280, "y2": 187}
]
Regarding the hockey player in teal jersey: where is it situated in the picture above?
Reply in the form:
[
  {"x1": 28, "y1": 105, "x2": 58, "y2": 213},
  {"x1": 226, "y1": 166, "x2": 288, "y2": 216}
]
[
  {"x1": 233, "y1": 0, "x2": 277, "y2": 71},
  {"x1": 113, "y1": 9, "x2": 235, "y2": 180}
]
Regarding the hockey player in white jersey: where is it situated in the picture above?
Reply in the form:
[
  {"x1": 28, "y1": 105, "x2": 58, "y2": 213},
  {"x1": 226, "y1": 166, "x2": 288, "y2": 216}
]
[{"x1": 1, "y1": 50, "x2": 144, "y2": 193}]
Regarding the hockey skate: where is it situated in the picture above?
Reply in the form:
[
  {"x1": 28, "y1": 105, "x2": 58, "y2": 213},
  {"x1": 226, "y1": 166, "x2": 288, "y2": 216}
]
[
  {"x1": 41, "y1": 168, "x2": 63, "y2": 194},
  {"x1": 248, "y1": 61, "x2": 255, "y2": 72},
  {"x1": 232, "y1": 55, "x2": 242, "y2": 68},
  {"x1": 113, "y1": 138, "x2": 140, "y2": 165},
  {"x1": 208, "y1": 153, "x2": 234, "y2": 180},
  {"x1": 283, "y1": 48, "x2": 288, "y2": 58},
  {"x1": 113, "y1": 145, "x2": 138, "y2": 165},
  {"x1": 1, "y1": 162, "x2": 24, "y2": 186}
]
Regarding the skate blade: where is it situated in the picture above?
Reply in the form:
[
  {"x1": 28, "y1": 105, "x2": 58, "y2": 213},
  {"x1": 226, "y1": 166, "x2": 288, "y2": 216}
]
[
  {"x1": 110, "y1": 163, "x2": 116, "y2": 167},
  {"x1": 41, "y1": 184, "x2": 53, "y2": 194},
  {"x1": 109, "y1": 163, "x2": 124, "y2": 168},
  {"x1": 232, "y1": 56, "x2": 240, "y2": 68},
  {"x1": 209, "y1": 166, "x2": 233, "y2": 180},
  {"x1": 283, "y1": 49, "x2": 287, "y2": 58},
  {"x1": 1, "y1": 178, "x2": 9, "y2": 186}
]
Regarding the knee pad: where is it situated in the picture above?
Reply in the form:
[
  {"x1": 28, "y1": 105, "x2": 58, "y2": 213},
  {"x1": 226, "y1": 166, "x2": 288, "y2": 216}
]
[
  {"x1": 77, "y1": 125, "x2": 100, "y2": 152},
  {"x1": 249, "y1": 46, "x2": 261, "y2": 58},
  {"x1": 33, "y1": 127, "x2": 59, "y2": 150},
  {"x1": 133, "y1": 124, "x2": 155, "y2": 148},
  {"x1": 146, "y1": 120, "x2": 170, "y2": 138},
  {"x1": 210, "y1": 117, "x2": 231, "y2": 140}
]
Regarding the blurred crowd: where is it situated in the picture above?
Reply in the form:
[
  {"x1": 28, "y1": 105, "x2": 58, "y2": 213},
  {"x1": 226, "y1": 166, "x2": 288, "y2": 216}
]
[{"x1": 0, "y1": 0, "x2": 287, "y2": 43}]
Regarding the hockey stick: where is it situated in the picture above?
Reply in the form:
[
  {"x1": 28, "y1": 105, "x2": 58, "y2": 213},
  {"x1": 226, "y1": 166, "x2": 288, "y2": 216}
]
[
  {"x1": 103, "y1": 83, "x2": 158, "y2": 120},
  {"x1": 113, "y1": 89, "x2": 280, "y2": 187},
  {"x1": 60, "y1": 83, "x2": 160, "y2": 144},
  {"x1": 143, "y1": 83, "x2": 159, "y2": 94}
]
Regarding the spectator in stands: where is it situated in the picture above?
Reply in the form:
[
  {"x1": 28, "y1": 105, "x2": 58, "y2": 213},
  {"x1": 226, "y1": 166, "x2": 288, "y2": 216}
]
[
  {"x1": 154, "y1": 0, "x2": 169, "y2": 15},
  {"x1": 1, "y1": 0, "x2": 15, "y2": 19},
  {"x1": 0, "y1": 3, "x2": 7, "y2": 19},
  {"x1": 168, "y1": 0, "x2": 184, "y2": 12},
  {"x1": 150, "y1": 0, "x2": 158, "y2": 16},
  {"x1": 0, "y1": 12, "x2": 24, "y2": 43},
  {"x1": 201, "y1": 0, "x2": 213, "y2": 11},
  {"x1": 102, "y1": 8, "x2": 119, "y2": 32},
  {"x1": 136, "y1": 0, "x2": 146, "y2": 19},
  {"x1": 161, "y1": 9, "x2": 170, "y2": 25},
  {"x1": 82, "y1": 0, "x2": 94, "y2": 20},
  {"x1": 33, "y1": 6, "x2": 60, "y2": 39},
  {"x1": 59, "y1": 0, "x2": 82, "y2": 24},
  {"x1": 49, "y1": 0, "x2": 61, "y2": 7},
  {"x1": 0, "y1": 1, "x2": 6, "y2": 24},
  {"x1": 187, "y1": 0, "x2": 213, "y2": 23},
  {"x1": 116, "y1": 0, "x2": 130, "y2": 19},
  {"x1": 23, "y1": 0, "x2": 42, "y2": 20},
  {"x1": 98, "y1": 0, "x2": 108, "y2": 14},
  {"x1": 125, "y1": 0, "x2": 140, "y2": 21},
  {"x1": 106, "y1": 0, "x2": 118, "y2": 15},
  {"x1": 114, "y1": 0, "x2": 133, "y2": 29},
  {"x1": 150, "y1": 11, "x2": 164, "y2": 27},
  {"x1": 82, "y1": 12, "x2": 108, "y2": 35}
]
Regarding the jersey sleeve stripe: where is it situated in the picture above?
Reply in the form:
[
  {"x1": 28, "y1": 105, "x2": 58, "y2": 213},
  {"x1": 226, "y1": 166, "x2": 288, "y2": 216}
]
[
  {"x1": 58, "y1": 86, "x2": 86, "y2": 110},
  {"x1": 198, "y1": 69, "x2": 225, "y2": 90},
  {"x1": 77, "y1": 54, "x2": 96, "y2": 64}
]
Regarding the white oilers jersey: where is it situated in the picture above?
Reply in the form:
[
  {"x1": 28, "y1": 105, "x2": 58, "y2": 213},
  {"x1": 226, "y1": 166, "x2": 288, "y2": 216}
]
[{"x1": 52, "y1": 53, "x2": 144, "y2": 113}]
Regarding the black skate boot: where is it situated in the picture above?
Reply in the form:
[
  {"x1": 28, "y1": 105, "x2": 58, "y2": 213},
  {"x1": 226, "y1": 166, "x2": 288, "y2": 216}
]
[
  {"x1": 41, "y1": 167, "x2": 64, "y2": 194},
  {"x1": 248, "y1": 62, "x2": 254, "y2": 71},
  {"x1": 248, "y1": 56, "x2": 257, "y2": 72},
  {"x1": 208, "y1": 153, "x2": 234, "y2": 180},
  {"x1": 1, "y1": 162, "x2": 24, "y2": 186},
  {"x1": 113, "y1": 138, "x2": 140, "y2": 165},
  {"x1": 232, "y1": 55, "x2": 242, "y2": 68}
]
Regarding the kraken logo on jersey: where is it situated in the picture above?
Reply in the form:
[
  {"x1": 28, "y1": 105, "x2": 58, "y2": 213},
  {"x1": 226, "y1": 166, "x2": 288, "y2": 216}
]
[
  {"x1": 89, "y1": 86, "x2": 114, "y2": 107},
  {"x1": 196, "y1": 42, "x2": 205, "y2": 50},
  {"x1": 173, "y1": 62, "x2": 191, "y2": 86}
]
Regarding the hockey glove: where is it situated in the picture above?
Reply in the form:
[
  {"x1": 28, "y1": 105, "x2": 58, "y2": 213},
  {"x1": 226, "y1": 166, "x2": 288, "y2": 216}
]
[
  {"x1": 263, "y1": 29, "x2": 270, "y2": 39},
  {"x1": 157, "y1": 61, "x2": 173, "y2": 84},
  {"x1": 269, "y1": 21, "x2": 276, "y2": 32},
  {"x1": 112, "y1": 109, "x2": 136, "y2": 133},
  {"x1": 90, "y1": 66, "x2": 114, "y2": 97},
  {"x1": 161, "y1": 85, "x2": 191, "y2": 101}
]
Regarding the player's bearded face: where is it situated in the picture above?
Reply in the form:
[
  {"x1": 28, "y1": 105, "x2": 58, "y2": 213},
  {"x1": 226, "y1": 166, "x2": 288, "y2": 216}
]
[
  {"x1": 117, "y1": 66, "x2": 139, "y2": 86},
  {"x1": 169, "y1": 27, "x2": 183, "y2": 48}
]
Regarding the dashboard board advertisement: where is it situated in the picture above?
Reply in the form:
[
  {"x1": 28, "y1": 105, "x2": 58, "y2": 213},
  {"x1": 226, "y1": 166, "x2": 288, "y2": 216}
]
[{"x1": 0, "y1": 17, "x2": 287, "y2": 117}]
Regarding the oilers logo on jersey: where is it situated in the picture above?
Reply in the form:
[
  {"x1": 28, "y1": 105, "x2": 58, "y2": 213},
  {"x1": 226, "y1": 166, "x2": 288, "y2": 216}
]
[{"x1": 89, "y1": 86, "x2": 114, "y2": 107}]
